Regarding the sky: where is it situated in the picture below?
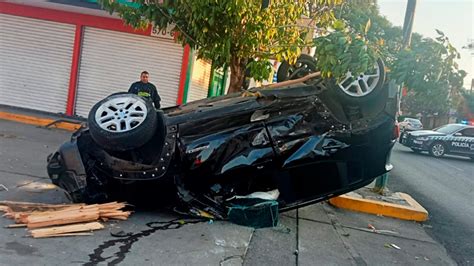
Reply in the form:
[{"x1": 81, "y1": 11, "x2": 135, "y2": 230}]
[{"x1": 377, "y1": 0, "x2": 473, "y2": 89}]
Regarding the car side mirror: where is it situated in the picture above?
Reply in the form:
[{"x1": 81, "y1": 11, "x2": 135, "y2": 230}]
[{"x1": 454, "y1": 133, "x2": 462, "y2": 136}]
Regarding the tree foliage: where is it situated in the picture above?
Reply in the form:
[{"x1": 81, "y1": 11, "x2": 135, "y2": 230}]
[
  {"x1": 332, "y1": 0, "x2": 467, "y2": 116},
  {"x1": 99, "y1": 0, "x2": 344, "y2": 93},
  {"x1": 99, "y1": 0, "x2": 466, "y2": 116},
  {"x1": 313, "y1": 26, "x2": 380, "y2": 80}
]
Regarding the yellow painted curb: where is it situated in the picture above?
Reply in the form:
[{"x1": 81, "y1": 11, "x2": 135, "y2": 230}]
[
  {"x1": 329, "y1": 192, "x2": 428, "y2": 222},
  {"x1": 0, "y1": 111, "x2": 82, "y2": 132}
]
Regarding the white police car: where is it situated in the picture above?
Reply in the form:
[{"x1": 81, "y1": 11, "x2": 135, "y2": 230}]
[{"x1": 400, "y1": 124, "x2": 474, "y2": 159}]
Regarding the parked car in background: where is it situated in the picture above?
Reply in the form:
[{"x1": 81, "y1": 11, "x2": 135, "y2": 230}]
[
  {"x1": 400, "y1": 124, "x2": 474, "y2": 159},
  {"x1": 399, "y1": 118, "x2": 423, "y2": 132}
]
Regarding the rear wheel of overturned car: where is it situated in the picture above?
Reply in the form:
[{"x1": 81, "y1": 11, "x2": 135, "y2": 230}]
[
  {"x1": 88, "y1": 93, "x2": 157, "y2": 151},
  {"x1": 429, "y1": 142, "x2": 446, "y2": 157},
  {"x1": 277, "y1": 54, "x2": 318, "y2": 82}
]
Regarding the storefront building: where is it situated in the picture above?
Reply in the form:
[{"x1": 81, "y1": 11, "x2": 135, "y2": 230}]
[{"x1": 0, "y1": 1, "x2": 220, "y2": 118}]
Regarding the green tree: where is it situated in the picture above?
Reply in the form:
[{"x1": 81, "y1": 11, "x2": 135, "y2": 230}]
[
  {"x1": 331, "y1": 1, "x2": 467, "y2": 116},
  {"x1": 453, "y1": 89, "x2": 474, "y2": 120},
  {"x1": 100, "y1": 0, "x2": 345, "y2": 93}
]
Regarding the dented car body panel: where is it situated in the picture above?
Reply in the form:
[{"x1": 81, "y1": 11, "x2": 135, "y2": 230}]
[{"x1": 47, "y1": 81, "x2": 397, "y2": 213}]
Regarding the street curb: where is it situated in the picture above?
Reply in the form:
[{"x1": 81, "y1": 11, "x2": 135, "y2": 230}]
[
  {"x1": 0, "y1": 111, "x2": 82, "y2": 132},
  {"x1": 329, "y1": 192, "x2": 428, "y2": 222}
]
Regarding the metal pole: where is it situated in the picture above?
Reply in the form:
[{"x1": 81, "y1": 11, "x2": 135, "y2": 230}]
[
  {"x1": 471, "y1": 78, "x2": 473, "y2": 95},
  {"x1": 373, "y1": 173, "x2": 389, "y2": 194},
  {"x1": 402, "y1": 0, "x2": 417, "y2": 49},
  {"x1": 373, "y1": 0, "x2": 417, "y2": 194}
]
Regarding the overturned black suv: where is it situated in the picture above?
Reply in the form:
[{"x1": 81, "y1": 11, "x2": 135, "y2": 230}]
[{"x1": 47, "y1": 58, "x2": 398, "y2": 218}]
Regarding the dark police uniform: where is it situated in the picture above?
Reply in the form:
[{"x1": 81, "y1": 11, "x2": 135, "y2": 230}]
[{"x1": 128, "y1": 81, "x2": 161, "y2": 109}]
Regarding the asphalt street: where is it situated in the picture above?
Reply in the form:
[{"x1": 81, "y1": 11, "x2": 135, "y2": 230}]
[{"x1": 389, "y1": 143, "x2": 474, "y2": 265}]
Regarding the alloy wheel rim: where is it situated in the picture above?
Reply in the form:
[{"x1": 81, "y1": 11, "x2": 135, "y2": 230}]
[
  {"x1": 337, "y1": 62, "x2": 381, "y2": 97},
  {"x1": 94, "y1": 96, "x2": 147, "y2": 133},
  {"x1": 432, "y1": 144, "x2": 444, "y2": 156}
]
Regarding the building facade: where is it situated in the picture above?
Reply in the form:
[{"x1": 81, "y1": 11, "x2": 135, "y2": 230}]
[{"x1": 0, "y1": 1, "x2": 217, "y2": 118}]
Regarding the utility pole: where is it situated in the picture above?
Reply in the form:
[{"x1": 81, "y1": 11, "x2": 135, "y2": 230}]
[
  {"x1": 373, "y1": 0, "x2": 417, "y2": 194},
  {"x1": 402, "y1": 0, "x2": 417, "y2": 49},
  {"x1": 471, "y1": 79, "x2": 473, "y2": 95}
]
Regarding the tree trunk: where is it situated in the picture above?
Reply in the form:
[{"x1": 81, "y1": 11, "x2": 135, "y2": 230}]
[{"x1": 228, "y1": 56, "x2": 247, "y2": 94}]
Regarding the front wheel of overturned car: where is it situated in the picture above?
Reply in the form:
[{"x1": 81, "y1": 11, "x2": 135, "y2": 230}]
[
  {"x1": 277, "y1": 56, "x2": 386, "y2": 104},
  {"x1": 329, "y1": 58, "x2": 386, "y2": 105},
  {"x1": 276, "y1": 56, "x2": 387, "y2": 122},
  {"x1": 88, "y1": 93, "x2": 157, "y2": 151},
  {"x1": 429, "y1": 142, "x2": 446, "y2": 157}
]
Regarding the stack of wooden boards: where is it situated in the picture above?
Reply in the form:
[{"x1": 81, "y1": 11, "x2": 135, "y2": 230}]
[{"x1": 0, "y1": 201, "x2": 131, "y2": 238}]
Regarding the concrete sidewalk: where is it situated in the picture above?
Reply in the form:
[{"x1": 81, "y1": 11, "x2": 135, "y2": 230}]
[
  {"x1": 0, "y1": 180, "x2": 455, "y2": 265},
  {"x1": 0, "y1": 105, "x2": 84, "y2": 132}
]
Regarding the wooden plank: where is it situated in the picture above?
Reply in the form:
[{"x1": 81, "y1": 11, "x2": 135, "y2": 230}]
[
  {"x1": 30, "y1": 205, "x2": 91, "y2": 215},
  {"x1": 14, "y1": 213, "x2": 29, "y2": 224},
  {"x1": 29, "y1": 204, "x2": 99, "y2": 216},
  {"x1": 5, "y1": 224, "x2": 27, "y2": 228},
  {"x1": 97, "y1": 201, "x2": 119, "y2": 207},
  {"x1": 0, "y1": 206, "x2": 12, "y2": 213},
  {"x1": 33, "y1": 232, "x2": 94, "y2": 238},
  {"x1": 27, "y1": 212, "x2": 100, "y2": 229},
  {"x1": 99, "y1": 202, "x2": 127, "y2": 209},
  {"x1": 3, "y1": 201, "x2": 131, "y2": 232},
  {"x1": 106, "y1": 216, "x2": 128, "y2": 220},
  {"x1": 27, "y1": 211, "x2": 97, "y2": 224},
  {"x1": 98, "y1": 207, "x2": 126, "y2": 212},
  {"x1": 100, "y1": 214, "x2": 130, "y2": 219},
  {"x1": 3, "y1": 212, "x2": 14, "y2": 219},
  {"x1": 98, "y1": 205, "x2": 127, "y2": 212},
  {"x1": 263, "y1": 71, "x2": 321, "y2": 89},
  {"x1": 99, "y1": 211, "x2": 130, "y2": 216},
  {"x1": 27, "y1": 207, "x2": 99, "y2": 223},
  {"x1": 30, "y1": 222, "x2": 104, "y2": 238},
  {"x1": 27, "y1": 207, "x2": 98, "y2": 222},
  {"x1": 30, "y1": 222, "x2": 104, "y2": 235},
  {"x1": 101, "y1": 216, "x2": 129, "y2": 220},
  {"x1": 97, "y1": 202, "x2": 127, "y2": 208}
]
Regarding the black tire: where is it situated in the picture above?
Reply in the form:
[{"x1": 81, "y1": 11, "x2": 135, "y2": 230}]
[
  {"x1": 329, "y1": 58, "x2": 386, "y2": 105},
  {"x1": 276, "y1": 54, "x2": 317, "y2": 82},
  {"x1": 429, "y1": 142, "x2": 446, "y2": 157},
  {"x1": 277, "y1": 56, "x2": 387, "y2": 121},
  {"x1": 399, "y1": 132, "x2": 405, "y2": 143},
  {"x1": 277, "y1": 56, "x2": 385, "y2": 105},
  {"x1": 322, "y1": 58, "x2": 387, "y2": 122},
  {"x1": 88, "y1": 93, "x2": 157, "y2": 151}
]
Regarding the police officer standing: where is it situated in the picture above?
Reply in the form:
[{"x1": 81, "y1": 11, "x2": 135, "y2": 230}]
[{"x1": 128, "y1": 71, "x2": 161, "y2": 109}]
